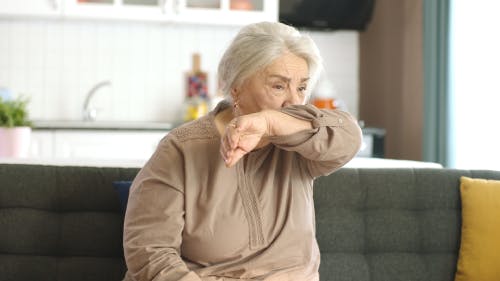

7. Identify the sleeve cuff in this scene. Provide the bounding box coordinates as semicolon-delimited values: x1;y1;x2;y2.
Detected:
279;104;347;128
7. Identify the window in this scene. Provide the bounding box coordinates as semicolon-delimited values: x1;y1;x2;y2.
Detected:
449;0;500;170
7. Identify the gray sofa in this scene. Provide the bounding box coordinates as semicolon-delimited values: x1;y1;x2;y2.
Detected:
1;163;499;281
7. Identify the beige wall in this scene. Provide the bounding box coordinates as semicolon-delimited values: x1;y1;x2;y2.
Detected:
359;0;423;160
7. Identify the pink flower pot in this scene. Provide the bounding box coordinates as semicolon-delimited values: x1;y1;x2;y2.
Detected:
0;127;31;158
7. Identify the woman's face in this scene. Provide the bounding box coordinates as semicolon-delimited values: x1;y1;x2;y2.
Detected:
232;52;309;115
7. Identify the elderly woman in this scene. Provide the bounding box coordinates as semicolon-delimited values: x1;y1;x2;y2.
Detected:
122;22;362;281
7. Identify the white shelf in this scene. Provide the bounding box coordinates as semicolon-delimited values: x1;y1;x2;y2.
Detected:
0;0;278;25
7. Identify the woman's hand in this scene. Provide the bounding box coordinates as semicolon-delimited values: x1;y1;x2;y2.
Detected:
220;109;313;167
220;112;270;167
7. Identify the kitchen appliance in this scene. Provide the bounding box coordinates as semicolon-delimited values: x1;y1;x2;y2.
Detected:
358;126;385;158
279;0;375;30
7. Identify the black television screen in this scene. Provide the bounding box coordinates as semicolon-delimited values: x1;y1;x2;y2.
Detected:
279;0;375;30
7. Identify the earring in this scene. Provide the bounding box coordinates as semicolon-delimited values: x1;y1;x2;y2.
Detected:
232;99;241;116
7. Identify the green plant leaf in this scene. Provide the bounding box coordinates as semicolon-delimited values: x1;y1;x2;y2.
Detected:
0;96;32;128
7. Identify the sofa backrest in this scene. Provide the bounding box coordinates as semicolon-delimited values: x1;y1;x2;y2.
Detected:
313;168;500;281
0;164;139;281
2;164;500;281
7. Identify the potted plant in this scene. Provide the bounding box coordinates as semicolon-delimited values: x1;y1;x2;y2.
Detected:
0;96;32;158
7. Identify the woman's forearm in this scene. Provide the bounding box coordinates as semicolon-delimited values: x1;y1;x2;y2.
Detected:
262;109;314;137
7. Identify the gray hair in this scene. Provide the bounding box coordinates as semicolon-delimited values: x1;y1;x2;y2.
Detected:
217;21;323;99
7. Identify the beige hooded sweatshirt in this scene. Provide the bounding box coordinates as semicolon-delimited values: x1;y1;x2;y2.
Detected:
123;102;362;281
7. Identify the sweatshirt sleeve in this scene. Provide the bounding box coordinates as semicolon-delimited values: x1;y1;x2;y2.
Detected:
123;135;202;281
267;104;362;178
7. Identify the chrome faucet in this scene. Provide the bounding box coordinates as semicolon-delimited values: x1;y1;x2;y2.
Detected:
83;80;111;121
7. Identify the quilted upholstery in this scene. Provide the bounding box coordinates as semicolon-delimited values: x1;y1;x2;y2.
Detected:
2;164;500;281
0;164;138;281
314;168;500;281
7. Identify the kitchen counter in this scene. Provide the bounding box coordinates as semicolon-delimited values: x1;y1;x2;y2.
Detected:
32;120;175;131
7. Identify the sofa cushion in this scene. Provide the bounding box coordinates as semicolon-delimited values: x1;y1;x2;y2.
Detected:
0;164;139;281
454;176;500;281
112;181;132;213
313;168;500;281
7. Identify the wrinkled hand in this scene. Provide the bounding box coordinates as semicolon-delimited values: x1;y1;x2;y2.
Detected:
220;112;270;167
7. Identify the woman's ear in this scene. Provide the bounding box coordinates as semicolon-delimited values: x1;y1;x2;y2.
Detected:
230;87;239;101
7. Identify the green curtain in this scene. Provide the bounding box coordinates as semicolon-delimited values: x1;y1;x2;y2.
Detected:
423;0;451;166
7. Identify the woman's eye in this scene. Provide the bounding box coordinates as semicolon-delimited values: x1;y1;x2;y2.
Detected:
273;84;285;90
298;86;307;95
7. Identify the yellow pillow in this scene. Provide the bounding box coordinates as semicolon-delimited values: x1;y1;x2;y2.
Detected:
455;176;500;281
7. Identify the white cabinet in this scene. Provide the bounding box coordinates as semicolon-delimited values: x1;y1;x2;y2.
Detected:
173;0;278;25
64;0;168;21
31;129;167;161
30;130;55;158
0;0;277;25
0;0;62;16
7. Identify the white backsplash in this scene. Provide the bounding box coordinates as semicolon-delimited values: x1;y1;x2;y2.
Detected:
0;18;358;123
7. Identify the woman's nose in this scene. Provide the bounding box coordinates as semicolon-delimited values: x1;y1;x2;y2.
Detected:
281;88;303;107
